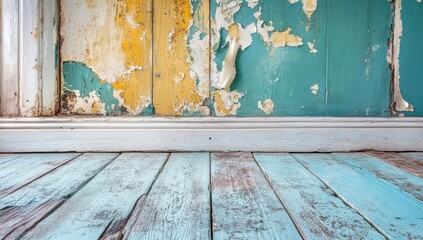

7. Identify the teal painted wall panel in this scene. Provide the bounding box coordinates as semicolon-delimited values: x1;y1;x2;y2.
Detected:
211;0;393;116
399;1;423;117
326;1;392;116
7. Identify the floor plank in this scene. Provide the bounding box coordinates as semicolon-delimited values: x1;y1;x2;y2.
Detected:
0;153;81;195
20;153;169;240
125;153;211;240
0;153;118;239
400;152;423;162
0;154;21;165
254;153;385;240
366;152;423;178
334;153;423;201
293;153;423;239
211;152;301;239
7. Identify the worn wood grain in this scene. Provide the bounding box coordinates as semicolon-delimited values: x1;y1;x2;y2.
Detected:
1;0;19;116
334;153;423;201
367;152;423;178
125;153;210;240
400;152;423;162
21;153;168;240
254;153;385;240
153;0;210;116
211;152;301;239
0;153;81;195
293;153;423;239
0;153;118;239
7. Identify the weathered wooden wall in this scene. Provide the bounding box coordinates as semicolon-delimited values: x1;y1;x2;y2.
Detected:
2;0;420;117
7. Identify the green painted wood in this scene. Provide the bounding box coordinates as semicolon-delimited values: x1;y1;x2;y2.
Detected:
333;153;423;201
211;152;301;239
211;0;327;116
21;153;169;240
254;153;385;239
0;153;118;239
0;153;81;195
400;152;423;162
293;153;423;239
326;1;392;116
125;153;211;240
399;1;423;116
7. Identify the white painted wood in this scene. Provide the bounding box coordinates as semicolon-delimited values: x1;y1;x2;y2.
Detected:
40;0;59;116
1;0;20;116
19;0;41;116
0;117;422;152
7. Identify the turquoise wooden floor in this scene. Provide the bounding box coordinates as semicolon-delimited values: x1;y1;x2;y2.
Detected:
0;152;422;240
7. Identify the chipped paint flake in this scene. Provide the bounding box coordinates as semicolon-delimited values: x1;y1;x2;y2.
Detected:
213;90;244;116
288;0;317;19
254;8;275;45
308;41;317;53
216;37;241;89
310;84;319;95
226;23;257;50
270;28;303;48
246;0;259;9
389;0;414;112
258;99;274;114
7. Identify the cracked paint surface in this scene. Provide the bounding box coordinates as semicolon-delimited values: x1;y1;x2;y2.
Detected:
60;0;152;115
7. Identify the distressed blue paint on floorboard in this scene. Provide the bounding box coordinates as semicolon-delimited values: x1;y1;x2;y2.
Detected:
333;153;423;201
0;152;421;240
0;153;118;239
401;152;423;162
20;153;169;240
0;153;81;195
211;152;302;239
293;153;423;239
126;153;211;240
254;153;385;240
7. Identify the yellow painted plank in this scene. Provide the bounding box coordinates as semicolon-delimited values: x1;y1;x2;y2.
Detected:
153;0;210;116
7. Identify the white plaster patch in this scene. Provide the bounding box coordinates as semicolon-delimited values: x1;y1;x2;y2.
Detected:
61;0;127;82
310;84;319;95
72;90;106;115
258;99;275;114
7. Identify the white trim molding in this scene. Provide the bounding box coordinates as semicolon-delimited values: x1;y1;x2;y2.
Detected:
0;117;422;152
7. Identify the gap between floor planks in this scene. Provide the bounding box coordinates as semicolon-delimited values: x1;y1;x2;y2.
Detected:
0;152;422;239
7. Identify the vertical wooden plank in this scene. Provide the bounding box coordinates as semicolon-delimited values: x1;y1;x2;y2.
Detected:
19;0;41;116
41;0;59;115
211;0;327;116
0;153;118;239
125;153;210;239
398;1;423;116
334;153;423;201
0;153;81;194
60;0;153;115
21;153;168;240
293;153;423;239
367;152;423;178
254;153;385;239
326;1;392;116
211;152;301;239
1;0;19;116
153;0;210;116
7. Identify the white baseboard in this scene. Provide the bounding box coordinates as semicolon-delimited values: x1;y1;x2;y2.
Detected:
0;117;422;152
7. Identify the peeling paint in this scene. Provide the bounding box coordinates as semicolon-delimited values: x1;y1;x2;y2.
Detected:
270;28;303;48
216;37;240;90
258;99;274;114
246;0;259;9
288;0;317;19
390;0;414;112
213;90;244;116
308;41;317;53
254;8;275;45
61;0;153;115
310;84;319;95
